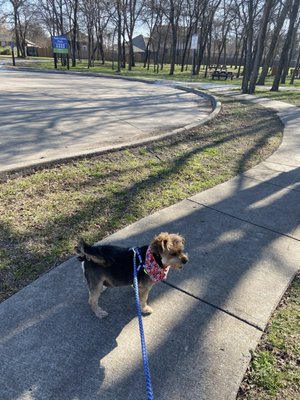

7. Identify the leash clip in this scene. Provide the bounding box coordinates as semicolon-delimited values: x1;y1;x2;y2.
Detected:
130;247;144;273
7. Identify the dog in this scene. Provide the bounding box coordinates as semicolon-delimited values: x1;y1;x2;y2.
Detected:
75;232;188;319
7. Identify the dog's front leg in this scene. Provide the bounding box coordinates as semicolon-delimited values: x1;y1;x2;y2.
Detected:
139;281;154;314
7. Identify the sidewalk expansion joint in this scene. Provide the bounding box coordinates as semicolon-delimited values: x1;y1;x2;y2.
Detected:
242;174;300;193
187;198;300;244
162;281;264;332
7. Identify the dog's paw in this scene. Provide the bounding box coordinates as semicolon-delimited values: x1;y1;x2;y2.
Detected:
95;309;109;319
141;305;153;315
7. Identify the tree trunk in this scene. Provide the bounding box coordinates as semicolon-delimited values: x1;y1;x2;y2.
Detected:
271;0;300;91
143;40;151;68
180;28;192;72
248;0;273;94
290;51;300;84
281;18;300;83
71;0;78;67
169;0;177;75
237;41;245;78
204;33;212;78
13;4;21;57
257;0;292;85
116;0;122;72
241;0;254;93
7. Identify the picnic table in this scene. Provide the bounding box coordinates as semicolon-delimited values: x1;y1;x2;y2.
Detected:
211;70;234;80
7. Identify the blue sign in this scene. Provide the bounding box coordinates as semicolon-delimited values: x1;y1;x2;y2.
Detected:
52;36;68;54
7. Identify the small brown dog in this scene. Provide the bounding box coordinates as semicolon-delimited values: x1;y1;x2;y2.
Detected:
76;232;188;318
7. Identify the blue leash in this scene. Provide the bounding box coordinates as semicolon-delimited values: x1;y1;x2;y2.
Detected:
131;247;155;400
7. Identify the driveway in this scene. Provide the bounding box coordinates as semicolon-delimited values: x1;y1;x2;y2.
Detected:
0;70;212;173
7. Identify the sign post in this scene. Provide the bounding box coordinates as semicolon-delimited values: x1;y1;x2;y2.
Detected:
10;42;15;66
191;34;199;75
51;36;69;69
191;34;199;50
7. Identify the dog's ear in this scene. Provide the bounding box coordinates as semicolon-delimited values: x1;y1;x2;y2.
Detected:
172;234;185;248
151;232;170;255
75;239;108;266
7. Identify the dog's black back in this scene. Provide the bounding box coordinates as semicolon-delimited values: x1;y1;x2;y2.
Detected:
79;243;149;288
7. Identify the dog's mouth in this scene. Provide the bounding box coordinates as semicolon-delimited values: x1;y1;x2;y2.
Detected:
162;254;188;270
170;263;184;270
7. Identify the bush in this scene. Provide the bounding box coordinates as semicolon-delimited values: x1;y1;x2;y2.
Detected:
0;48;10;55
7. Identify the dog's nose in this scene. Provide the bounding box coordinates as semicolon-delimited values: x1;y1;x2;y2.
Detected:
181;256;188;264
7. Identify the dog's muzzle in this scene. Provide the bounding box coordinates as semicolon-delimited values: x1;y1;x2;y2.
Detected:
181;255;189;264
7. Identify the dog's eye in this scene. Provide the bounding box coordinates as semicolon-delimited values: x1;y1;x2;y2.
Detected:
170;251;178;256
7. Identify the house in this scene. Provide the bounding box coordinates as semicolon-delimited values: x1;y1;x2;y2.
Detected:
25;39;41;56
132;34;149;53
65;30;89;54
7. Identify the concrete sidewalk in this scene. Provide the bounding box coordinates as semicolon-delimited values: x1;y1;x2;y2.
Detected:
1;93;300;400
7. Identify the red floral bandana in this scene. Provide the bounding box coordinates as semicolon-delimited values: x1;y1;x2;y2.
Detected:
144;246;170;283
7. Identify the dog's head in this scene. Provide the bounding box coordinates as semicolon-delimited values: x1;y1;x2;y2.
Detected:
150;232;188;269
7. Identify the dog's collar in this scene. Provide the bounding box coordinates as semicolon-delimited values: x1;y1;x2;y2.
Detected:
144;246;170;283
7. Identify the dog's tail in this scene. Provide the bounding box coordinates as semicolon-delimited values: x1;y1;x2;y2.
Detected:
75;239;108;266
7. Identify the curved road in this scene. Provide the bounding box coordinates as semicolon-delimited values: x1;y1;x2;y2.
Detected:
0;69;212;173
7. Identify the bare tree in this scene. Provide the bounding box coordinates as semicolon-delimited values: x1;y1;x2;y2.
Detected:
37;0;67;36
281;15;300;83
290;48;300;84
257;0;293;85
65;0;79;66
271;0;300;91
247;0;274;93
81;0;97;67
4;0;37;57
178;0;197;72
229;15;242;68
123;0;144;70
213;0;235;67
94;2;112;64
194;0;222;75
240;0;256;93
141;0;164;70
115;0;123;71
161;0;184;75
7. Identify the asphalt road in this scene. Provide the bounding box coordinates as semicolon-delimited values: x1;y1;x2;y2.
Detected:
0;69;212;173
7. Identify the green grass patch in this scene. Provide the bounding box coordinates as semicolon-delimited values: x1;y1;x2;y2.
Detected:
251;351;281;394
238;273;300;400
10;57;300;89
0;47;11;55
12;58;243;83
253;89;300;106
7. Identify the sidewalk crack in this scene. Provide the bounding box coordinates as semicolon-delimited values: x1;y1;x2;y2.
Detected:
186;198;300;243
163;281;264;332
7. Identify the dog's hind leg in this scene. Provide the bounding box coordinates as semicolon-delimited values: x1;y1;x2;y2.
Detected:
88;281;108;319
